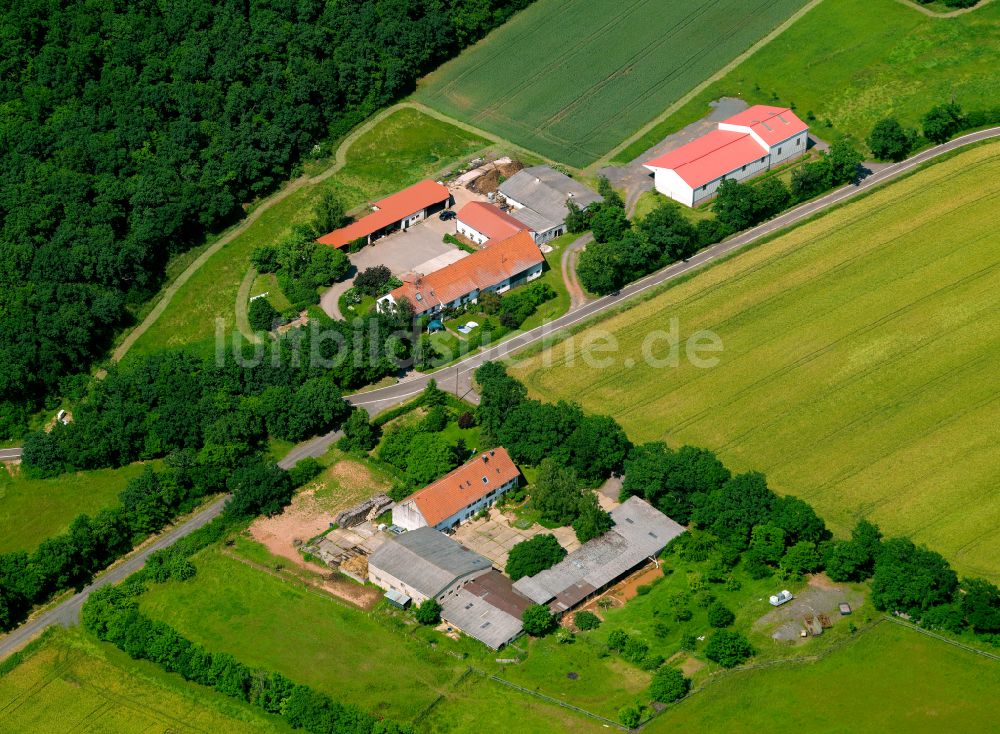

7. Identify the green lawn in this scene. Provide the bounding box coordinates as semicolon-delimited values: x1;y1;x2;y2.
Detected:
129;108;488;357
250;272;292;312
415;0;808;167
614;0;1000;163
645;622;1000;732
514;144;1000;581
0;629;293;733
137;543;624;732
0;462;153;553
139;546;474;722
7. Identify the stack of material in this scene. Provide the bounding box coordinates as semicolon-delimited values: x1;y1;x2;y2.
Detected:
340;554;369;584
468;160;524;194
335;493;393;529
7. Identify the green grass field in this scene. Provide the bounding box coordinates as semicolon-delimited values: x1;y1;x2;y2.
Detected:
129;108;487;357
139;546;468;721
414;0;808;167
514;144;1000;581
136;540;647;731
0;630;293;733
645;621;1000;732
615;0;1000;163
0;462;153;554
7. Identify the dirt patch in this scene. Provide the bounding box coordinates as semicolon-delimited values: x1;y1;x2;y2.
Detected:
249;458;390;573
615;564;663;602
673;653;706;678
754;574;865;643
468;160;524;194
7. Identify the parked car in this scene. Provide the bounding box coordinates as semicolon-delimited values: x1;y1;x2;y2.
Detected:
438;210;456;221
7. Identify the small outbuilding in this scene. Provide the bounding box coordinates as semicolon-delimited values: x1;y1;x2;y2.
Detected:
498;166;602;244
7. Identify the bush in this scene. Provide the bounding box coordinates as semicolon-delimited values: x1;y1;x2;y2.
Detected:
922;103;964;144
706;602;735;628
574;611;601;630
505;534;567;581
353;265;393;296
337;409;381;453
618;704;643;729
607;629;629;651
867;118;914;161
649;666;690;703
457;411;475;429
704;630;755;668
414;598;441;625
250;246;279;273
248;297;280;332
288;458;323;487
522;604;557;636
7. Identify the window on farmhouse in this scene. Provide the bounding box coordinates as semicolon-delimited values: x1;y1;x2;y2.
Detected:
777;147;782;155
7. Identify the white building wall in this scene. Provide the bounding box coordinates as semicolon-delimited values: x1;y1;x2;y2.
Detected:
652;169;695;207
401;208;427;229
392;500;428;531
532;225;564;245
456;220;489;245
368;567;431;605
690;155;770;205
767;133;808;166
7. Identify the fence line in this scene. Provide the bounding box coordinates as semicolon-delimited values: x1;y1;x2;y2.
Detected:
882;616;1000;662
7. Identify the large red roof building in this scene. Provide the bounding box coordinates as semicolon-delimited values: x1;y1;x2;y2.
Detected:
316;179;451;249
377;230;543;316
392;448;521;531
455;201;528;245
644;105;808;207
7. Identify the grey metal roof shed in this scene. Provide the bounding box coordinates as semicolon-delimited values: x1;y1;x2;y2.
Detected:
368;527;491;600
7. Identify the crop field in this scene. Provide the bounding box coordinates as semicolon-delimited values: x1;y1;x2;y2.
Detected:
514;144;1000;581
615;0;1000;163
0;462;153;554
129;108;487;357
0;630;292;733
645;621;1000;733
414;0;808;167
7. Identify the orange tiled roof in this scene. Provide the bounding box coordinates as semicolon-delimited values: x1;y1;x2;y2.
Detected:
406;448;520;527
457;202;527;242
389;230;542;314
316;179;450;248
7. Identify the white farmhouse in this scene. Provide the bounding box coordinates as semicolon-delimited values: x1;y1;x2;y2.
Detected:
644;106;809;207
392;448;520;532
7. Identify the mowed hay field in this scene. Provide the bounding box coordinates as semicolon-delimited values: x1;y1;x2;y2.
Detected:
616;0;1000;163
514;144;1000;580
0;630;293;733
645;622;1000;733
415;0;808;167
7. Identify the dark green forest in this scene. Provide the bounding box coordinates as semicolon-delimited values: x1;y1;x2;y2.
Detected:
0;0;531;438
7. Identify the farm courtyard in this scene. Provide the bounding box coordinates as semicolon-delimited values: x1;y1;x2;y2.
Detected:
414;0;809;166
513;143;1000;582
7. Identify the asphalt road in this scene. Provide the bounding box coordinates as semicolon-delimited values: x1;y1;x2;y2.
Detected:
1;127;996;662
0;497;226;660
0;447;22;461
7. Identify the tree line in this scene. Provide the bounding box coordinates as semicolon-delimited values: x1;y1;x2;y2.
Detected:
0;0;534;439
83;583;413;734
